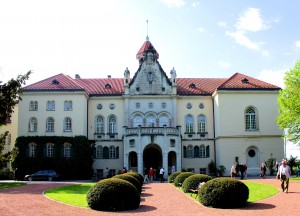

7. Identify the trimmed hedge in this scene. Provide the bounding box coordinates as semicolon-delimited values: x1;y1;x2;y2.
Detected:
126;172;144;186
182;174;212;193
87;178;140;211
168;172;182;183
174;172;195;187
113;174;142;192
198;177;249;208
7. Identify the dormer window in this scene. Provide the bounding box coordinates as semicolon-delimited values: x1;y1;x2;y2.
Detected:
242;78;249;84
105;84;111;89
136;87;140;91
52;79;59;85
189;83;196;88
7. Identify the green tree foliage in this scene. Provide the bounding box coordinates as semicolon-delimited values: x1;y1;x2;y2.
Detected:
12;136;93;180
277;60;300;143
287;155;298;175
0;131;11;170
0;71;31;126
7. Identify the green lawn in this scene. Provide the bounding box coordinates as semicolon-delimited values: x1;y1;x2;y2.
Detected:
290;177;300;182
187;182;278;203
0;182;26;189
44;183;94;207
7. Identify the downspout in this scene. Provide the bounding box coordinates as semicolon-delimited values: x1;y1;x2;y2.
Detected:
212;95;216;165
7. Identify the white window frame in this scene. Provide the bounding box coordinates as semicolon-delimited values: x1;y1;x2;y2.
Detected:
64;143;71;158
185;115;194;133
46;117;55;132
108;116;117;133
47;143;54;157
187;145;194;158
29;117;37;132
64;117;72;132
64;100;73;111
29;101;38;111
109;146;116;159
245;107;257;130
47;100;55;111
96;145;103;159
29;143;37;157
95;116;104;133
198;115;206;133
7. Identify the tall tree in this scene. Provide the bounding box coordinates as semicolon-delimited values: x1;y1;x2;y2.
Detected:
0;71;31;170
277;59;300;143
0;71;31;126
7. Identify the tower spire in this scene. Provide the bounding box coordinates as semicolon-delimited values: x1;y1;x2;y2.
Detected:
146;20;149;41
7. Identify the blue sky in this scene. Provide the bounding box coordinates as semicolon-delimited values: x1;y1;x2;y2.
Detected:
1;0;300;157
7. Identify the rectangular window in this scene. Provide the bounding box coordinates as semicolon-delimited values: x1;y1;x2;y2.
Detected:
29;101;38;111
64;101;73;111
199;168;207;174
187;168;195;173
130;139;135;148
47;101;55;111
170;139;175;147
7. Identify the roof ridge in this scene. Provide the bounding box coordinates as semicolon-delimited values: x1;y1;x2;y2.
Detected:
216;72;239;90
65;74;85;90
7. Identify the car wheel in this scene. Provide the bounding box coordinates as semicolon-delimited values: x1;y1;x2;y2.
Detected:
48;176;53;181
28;177;32;181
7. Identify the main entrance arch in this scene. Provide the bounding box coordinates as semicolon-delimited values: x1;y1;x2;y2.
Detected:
143;144;162;179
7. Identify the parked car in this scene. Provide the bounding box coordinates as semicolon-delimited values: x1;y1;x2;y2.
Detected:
24;170;59;181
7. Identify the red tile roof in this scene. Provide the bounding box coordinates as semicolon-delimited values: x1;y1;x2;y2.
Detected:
23;72;280;96
136;41;159;60
217;73;280;90
22;73;84;91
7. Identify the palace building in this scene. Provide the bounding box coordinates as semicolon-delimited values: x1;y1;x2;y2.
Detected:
3;38;284;178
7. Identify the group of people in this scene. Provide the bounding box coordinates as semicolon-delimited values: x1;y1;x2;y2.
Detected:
144;166;170;183
230;163;247;179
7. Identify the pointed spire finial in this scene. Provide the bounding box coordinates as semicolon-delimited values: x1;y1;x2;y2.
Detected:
146;20;149;41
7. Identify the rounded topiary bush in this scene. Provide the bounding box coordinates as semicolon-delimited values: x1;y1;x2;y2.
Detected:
113;174;142;192
198;177;249;208
174;172;195;187
182;174;212;193
126;172;144;186
87;178;140;211
168;172;182;183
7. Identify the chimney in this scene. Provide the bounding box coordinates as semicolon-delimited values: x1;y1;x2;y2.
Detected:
75;74;81;78
108;75;111;79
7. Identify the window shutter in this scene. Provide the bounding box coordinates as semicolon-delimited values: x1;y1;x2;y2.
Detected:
92;147;96;159
183;146;187;158
206;145;210;158
103;147;109;159
194;146;199;158
116;146;119;159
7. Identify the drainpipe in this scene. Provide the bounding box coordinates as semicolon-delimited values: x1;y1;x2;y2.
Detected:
212;96;217;165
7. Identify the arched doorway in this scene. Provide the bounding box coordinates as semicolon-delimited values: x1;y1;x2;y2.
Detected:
168;151;176;174
143;144;162;179
128;151;138;172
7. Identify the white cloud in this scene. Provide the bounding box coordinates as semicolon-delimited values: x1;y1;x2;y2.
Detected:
226;30;259;50
161;0;185;7
218;61;231;68
261;50;270;57
295;40;300;48
236;8;269;32
192;1;200;7
197;27;205;32
257;68;287;88
218;21;227;28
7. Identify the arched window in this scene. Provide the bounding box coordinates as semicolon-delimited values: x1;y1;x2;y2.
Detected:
133;115;143;127
95;116;104;133
47;143;54;157
187;145;194;158
28;117;37;132
29;143;36;157
109;146;116;159
199;145;205;158
146;114;156;127
198;115;206;134
64;143;71;158
64;117;72;132
185;115;194;133
108;116;117;133
159;114;169;127
96;145;103;159
46;117;55;132
245;107;257;130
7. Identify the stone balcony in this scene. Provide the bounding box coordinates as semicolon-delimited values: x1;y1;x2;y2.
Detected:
124;126;181;137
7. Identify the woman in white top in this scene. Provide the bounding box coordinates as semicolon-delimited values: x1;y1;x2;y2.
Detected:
276;159;291;193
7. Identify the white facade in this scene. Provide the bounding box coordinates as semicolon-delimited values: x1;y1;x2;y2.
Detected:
2;39;284;178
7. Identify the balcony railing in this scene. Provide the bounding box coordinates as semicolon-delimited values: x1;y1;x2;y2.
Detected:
124;127;181;137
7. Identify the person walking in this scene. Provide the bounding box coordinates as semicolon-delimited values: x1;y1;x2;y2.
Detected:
260;163;267;178
230;165;236;178
148;167;154;183
144;168;150;183
159;167;164;183
276;159;291;193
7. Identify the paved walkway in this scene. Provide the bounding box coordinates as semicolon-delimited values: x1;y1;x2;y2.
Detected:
0;178;299;216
